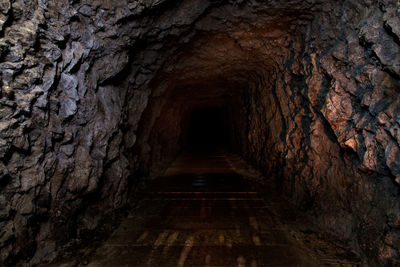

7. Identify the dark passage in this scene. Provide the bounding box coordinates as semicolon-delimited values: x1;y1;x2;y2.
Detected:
186;108;229;151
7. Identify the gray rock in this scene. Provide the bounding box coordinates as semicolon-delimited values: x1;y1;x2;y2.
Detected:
59;73;79;120
385;16;400;41
78;5;96;17
96;51;130;85
0;0;10;32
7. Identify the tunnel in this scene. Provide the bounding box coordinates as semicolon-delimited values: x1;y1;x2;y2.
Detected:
0;0;400;266
186;107;229;151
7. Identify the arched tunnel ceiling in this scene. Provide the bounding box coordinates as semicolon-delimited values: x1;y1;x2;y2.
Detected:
148;0;315;97
151;32;289;96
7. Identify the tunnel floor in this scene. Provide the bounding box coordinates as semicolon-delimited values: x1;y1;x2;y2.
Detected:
49;150;360;267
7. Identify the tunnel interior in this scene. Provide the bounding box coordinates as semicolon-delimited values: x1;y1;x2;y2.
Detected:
185;107;230;151
1;0;400;266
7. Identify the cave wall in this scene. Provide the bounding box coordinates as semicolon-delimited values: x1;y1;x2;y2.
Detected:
0;0;209;263
243;1;400;264
0;0;399;265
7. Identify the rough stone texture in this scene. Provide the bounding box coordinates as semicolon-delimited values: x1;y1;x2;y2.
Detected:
0;0;399;266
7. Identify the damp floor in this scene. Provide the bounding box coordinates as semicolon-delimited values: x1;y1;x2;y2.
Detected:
49;150;361;267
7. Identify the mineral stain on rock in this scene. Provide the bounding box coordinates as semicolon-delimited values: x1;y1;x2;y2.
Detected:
0;0;399;266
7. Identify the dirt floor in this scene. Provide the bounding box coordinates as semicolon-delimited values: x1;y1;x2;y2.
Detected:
45;150;362;267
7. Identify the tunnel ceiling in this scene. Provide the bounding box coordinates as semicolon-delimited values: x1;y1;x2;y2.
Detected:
0;0;400;265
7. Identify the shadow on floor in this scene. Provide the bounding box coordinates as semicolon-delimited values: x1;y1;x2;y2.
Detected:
44;151;361;267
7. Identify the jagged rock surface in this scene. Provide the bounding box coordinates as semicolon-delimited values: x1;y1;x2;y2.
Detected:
0;0;399;266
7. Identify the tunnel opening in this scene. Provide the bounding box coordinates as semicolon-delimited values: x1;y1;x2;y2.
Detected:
185;107;229;152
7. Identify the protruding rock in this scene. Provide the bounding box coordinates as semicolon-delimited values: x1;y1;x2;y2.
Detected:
0;0;11;32
59;73;79;120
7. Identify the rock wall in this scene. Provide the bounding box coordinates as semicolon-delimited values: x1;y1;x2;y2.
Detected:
243;1;400;265
0;0;399;265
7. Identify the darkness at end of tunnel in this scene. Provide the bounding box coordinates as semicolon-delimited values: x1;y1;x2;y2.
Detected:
185;107;230;152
